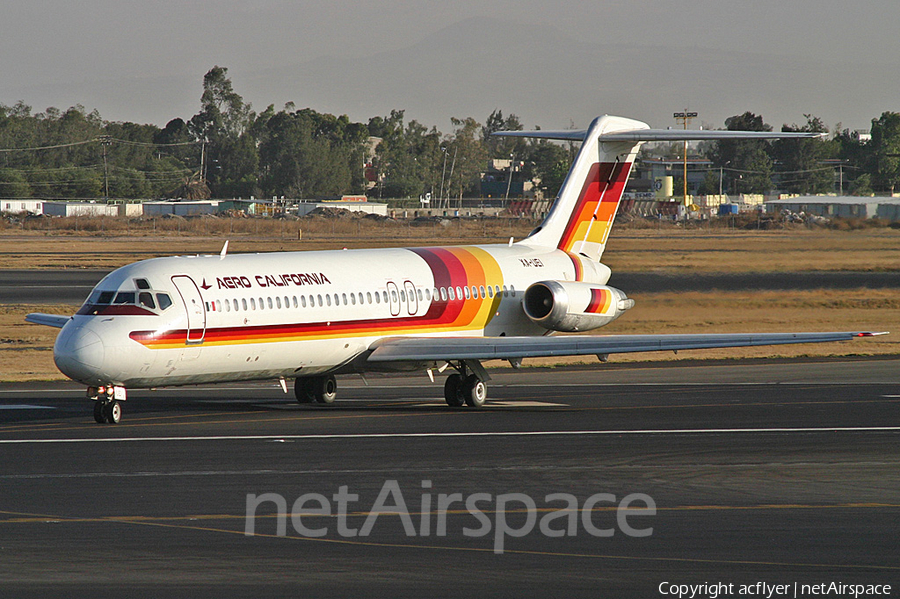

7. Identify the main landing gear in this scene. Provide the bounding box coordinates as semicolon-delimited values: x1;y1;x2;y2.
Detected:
294;375;338;405
89;386;125;424
443;360;489;408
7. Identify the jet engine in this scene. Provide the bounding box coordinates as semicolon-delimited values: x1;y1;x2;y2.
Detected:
522;280;635;332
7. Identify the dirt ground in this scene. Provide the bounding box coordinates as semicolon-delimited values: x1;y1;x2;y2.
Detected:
1;225;898;381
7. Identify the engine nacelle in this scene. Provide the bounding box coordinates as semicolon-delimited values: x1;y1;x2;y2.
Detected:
522;280;635;332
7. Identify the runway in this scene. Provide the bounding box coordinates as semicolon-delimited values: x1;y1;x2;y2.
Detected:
1;359;898;597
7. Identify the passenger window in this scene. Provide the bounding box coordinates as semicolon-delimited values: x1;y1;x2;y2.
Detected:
503;285;508;297
301;296;307;308
510;285;516;297
463;286;470;300
138;292;156;309
342;293;348;305
225;300;231;312
417;289;424;301
267;297;274;309
326;295;332;307
157;293;172;311
391;290;398;302
487;286;494;298
114;292;135;304
350;293;356;305
292;296;298;308
383;291;388;303
317;294;323;307
440;288;447;301
448;287;455;301
456;287;463;300
367;292;373;304
242;298;248;311
400;290;406;302
250;298;257;310
276;297;282;309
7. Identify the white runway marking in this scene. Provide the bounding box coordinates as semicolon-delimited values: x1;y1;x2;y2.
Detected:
0;404;55;410
2;426;899;445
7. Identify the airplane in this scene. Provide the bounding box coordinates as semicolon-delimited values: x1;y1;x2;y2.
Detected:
26;114;885;424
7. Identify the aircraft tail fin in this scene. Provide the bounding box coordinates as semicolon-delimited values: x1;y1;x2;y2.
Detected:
495;116;825;262
497;115;646;262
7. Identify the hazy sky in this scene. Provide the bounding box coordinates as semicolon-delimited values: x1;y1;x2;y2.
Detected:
3;0;898;132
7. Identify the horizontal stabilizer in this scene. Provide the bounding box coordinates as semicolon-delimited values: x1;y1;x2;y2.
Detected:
494;128;825;143
368;332;886;363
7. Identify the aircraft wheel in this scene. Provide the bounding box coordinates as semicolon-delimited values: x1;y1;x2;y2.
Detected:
463;375;487;408
93;401;105;424
314;375;337;404
294;378;314;404
444;374;464;407
103;400;122;424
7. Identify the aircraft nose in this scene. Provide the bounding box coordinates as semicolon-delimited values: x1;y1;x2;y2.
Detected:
54;323;106;383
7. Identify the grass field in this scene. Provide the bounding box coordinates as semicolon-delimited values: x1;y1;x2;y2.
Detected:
1;221;897;381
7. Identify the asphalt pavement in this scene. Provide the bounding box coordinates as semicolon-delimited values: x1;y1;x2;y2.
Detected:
1;360;898;597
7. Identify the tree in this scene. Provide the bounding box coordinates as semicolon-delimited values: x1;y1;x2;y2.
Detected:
869;111;900;193
188;66;259;197
706;112;775;194
446;117;487;200
771;115;833;195
523;141;570;199
258;108;367;198
482;110;526;158
368;110;442;198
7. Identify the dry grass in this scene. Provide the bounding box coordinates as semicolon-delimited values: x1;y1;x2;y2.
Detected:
2;217;898;271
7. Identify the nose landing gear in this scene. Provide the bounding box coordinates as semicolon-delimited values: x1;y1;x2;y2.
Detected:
89;386;126;424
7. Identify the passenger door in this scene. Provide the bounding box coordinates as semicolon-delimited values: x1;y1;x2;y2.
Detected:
171;275;206;344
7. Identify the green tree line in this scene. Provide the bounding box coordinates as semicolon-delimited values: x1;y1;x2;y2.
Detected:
696;111;900;196
1;67;898;201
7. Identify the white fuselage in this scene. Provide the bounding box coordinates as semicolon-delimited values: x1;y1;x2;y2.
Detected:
53;242;611;388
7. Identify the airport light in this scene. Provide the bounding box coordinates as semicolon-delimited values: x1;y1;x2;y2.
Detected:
674;111;698;206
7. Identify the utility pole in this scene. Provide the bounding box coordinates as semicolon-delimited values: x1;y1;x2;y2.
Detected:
99;135;112;201
674;110;697;206
504;153;515;203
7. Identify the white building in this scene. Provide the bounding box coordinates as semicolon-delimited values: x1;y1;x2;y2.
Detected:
765;196;900;220
2;199;45;214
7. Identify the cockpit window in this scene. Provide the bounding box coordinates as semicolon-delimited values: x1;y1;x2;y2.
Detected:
138;292;156;310
97;291;115;304
135;278;151;290
114;292;136;304
156;293;173;311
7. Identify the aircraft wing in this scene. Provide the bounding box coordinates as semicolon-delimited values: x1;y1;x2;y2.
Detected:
367;332;885;363
25;313;71;329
